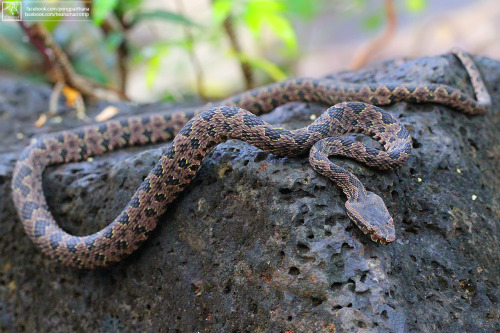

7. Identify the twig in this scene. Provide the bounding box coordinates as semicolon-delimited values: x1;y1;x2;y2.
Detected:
223;15;254;89
48;81;64;116
117;41;128;93
18;21;56;76
175;0;206;99
350;0;397;69
211;0;253;90
100;16;129;94
20;22;127;102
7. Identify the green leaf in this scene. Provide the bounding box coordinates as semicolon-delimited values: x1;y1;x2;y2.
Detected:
133;10;200;27
146;54;160;89
241;0;297;51
406;0;427;12
249;0;286;13
243;10;263;34
144;45;169;88
247;56;288;82
236;52;288;82
92;0;119;26
363;11;383;31
105;32;124;52
284;0;319;19
159;92;178;102
0;25;33;71
116;0;143;15
212;0;233;24
265;14;297;50
352;0;367;5
73;58;109;85
40;20;61;33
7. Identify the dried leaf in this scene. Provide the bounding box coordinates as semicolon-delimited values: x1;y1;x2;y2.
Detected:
95;106;120;122
34;114;47;128
62;85;81;107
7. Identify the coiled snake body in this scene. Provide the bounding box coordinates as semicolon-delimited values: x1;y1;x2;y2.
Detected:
12;49;490;269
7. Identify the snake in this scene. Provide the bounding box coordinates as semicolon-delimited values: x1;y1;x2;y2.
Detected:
11;49;490;269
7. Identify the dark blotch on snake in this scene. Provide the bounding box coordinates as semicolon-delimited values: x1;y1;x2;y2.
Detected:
329;107;344;121
200;109;216;121
151;164;164;178
265;127;290;141
129;196;140;208
154;193;167;202
177;157;190;169
102;228;114;239
164;147;176;159
294;133;311;146
144;208;156;217
381;113;396;125
34;220;50;238
388;151;401;159
397;128;409;139
49;233;62;250
221;106;239;118
190;138;200;149
164;175;180;186
139;179;152;192
243;114;265;128
309;123;330;136
116;241;128;250
85;236;97;250
66;239;78;253
117;213;130;225
21;201;39;220
178;120;194;136
365;148;380;157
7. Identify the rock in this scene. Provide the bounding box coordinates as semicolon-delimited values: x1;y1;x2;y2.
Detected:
0;52;499;332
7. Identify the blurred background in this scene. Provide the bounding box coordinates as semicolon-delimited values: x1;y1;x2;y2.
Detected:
0;0;498;104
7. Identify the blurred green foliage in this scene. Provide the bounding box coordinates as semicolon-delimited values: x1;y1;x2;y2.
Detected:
405;0;427;12
98;0;324;95
213;0;320;52
0;0;428;100
358;0;427;31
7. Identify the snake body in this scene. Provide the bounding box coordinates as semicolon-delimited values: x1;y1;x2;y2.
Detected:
12;49;490;269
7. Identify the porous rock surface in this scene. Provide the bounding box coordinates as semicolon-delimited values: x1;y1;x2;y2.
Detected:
0;53;498;332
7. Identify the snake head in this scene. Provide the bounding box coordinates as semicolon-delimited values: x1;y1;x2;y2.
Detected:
344;191;396;244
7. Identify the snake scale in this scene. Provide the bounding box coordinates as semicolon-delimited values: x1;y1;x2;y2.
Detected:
12;49;491;269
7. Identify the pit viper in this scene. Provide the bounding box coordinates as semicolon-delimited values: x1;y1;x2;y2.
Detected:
11;49;490;269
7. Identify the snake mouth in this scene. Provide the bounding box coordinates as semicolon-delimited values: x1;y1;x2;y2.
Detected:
370;227;396;244
346;209;396;245
344;191;396;245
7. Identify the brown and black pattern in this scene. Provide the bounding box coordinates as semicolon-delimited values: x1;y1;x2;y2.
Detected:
11;49;490;269
218;49;490;116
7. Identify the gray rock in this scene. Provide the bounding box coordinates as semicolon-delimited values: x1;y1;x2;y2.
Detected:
0;53;498;332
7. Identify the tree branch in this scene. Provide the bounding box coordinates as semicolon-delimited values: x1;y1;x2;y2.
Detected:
350;0;397;69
